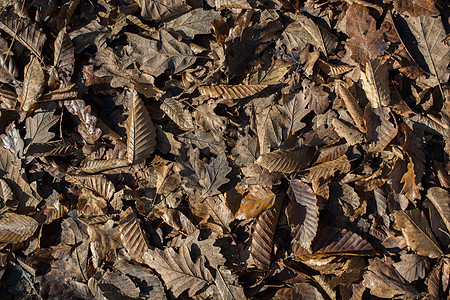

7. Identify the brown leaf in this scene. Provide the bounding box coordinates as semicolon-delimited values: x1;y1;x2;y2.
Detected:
161;98;194;130
143;245;214;298
279;13;337;55
256;103;284;154
234;185;276;220
126;89;156;164
362;258;420;298
393;209;443;258
0;213;38;244
336;82;365;133
426;187;450;233
365;106;398;152
190;194;234;235
66;174;115;201
126;30;196;77
53;27;75;84
305;155;351;182
394;0;439;17
339;4;388;65
136;0;190;22
256;147;314;173
287;180;319;251
332;118;365;146
278;90;310;138
162;9;222;39
250;196;282;271
361;58;391;108
198;84;267;100
119;207;151;264
274;283;325;300
24;108;59;151
393;253;429;283
0;14;46;59
18;56;45;112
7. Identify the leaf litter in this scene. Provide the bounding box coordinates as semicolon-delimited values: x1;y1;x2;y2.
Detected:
0;0;449;299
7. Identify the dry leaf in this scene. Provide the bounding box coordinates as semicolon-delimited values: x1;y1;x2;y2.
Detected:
393;209;443;258
0;213;38;244
18;56;45;112
256;147;314;173
126;90;156;164
119;207;151;264
198;84;267;100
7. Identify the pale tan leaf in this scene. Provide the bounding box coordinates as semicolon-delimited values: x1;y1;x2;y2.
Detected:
317;60;354;76
278;91;309;137
126;31;196;77
24;108;59;149
248;59;290;85
119;207;151;264
361;58;391;108
100;271;140;299
362;258;420;298
198;84;267;100
34;191;68;225
79;158;129;174
162;8;222;39
39;84;78;102
256;104;284;154
135;0;190;22
143;245;214;298
77;188;107;217
393;253;429;283
66;174;115;201
0;85;17;109
393;209;443;258
214;0;251;9
332;118;365;146
400;14;450;99
0;14;46;59
0;213;38;243
425;260;442;300
161;98;194;130
365;106;398;152
213;266;246;300
400;161;421;201
279;14;337;55
126;90;156;164
199;154;231;198
0;178;14;206
427;187;450;233
0;148;38;209
18;56;45;112
256;147;314;173
250;197;282;271
287;180;319;251
305;155;351;182
336;82;365;133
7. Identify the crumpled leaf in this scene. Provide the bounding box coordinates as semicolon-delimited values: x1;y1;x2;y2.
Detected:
287;180;319;251
365;106;398;152
143;245;214;298
126;89;156;164
394;0;439;17
362;258;420;299
52;27;75;84
393;209;443;258
126;30;196;77
190;194;234;235
0;212;38;244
